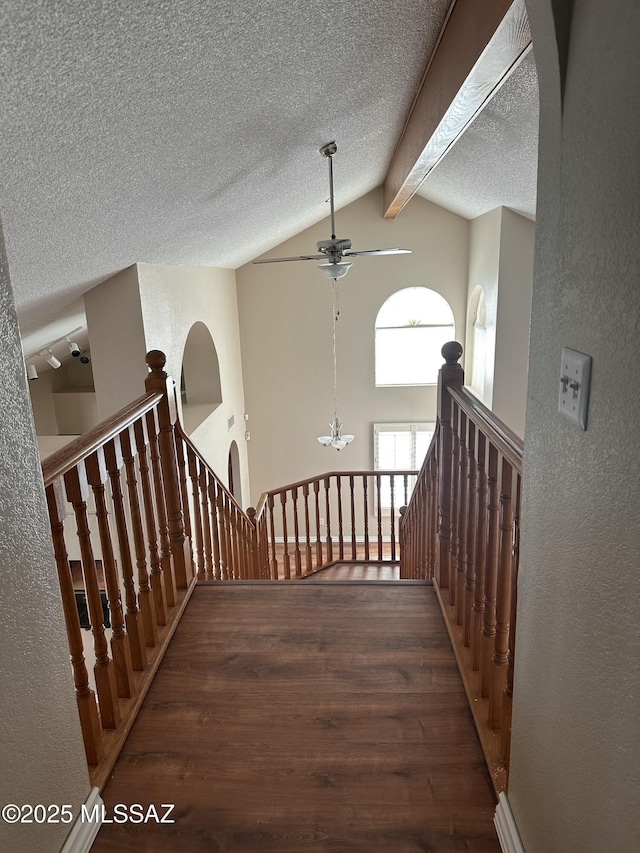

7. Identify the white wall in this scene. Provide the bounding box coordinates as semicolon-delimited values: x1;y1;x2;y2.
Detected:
493;208;534;437
237;188;469;505
466;208;501;406
465;206;534;438
136;263;251;507
83;263;251;506
510;2;640;851
0;224;89;853
84;264;148;419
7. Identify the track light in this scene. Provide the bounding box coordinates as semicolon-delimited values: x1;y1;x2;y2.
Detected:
67;338;81;357
44;349;62;369
27;364;38;381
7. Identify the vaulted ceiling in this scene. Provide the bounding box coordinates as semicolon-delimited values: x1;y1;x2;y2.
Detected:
1;0;538;355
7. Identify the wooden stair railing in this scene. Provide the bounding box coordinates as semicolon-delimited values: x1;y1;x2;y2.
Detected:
174;426;259;581
399;342;523;795
42;350;196;789
253;471;418;579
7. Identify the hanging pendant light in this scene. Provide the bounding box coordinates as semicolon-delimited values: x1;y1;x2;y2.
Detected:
317;279;354;451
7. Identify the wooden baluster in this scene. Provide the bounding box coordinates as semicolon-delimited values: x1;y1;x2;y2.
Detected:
363;475;370;561
85;450;134;699
336;476;344;560
146;408;177;607
489;457;514;729
376;474;383;561
481;444;500;698
222;491;234;580
216;478;233;580
145;351;193;589
187;449;205;581
390;474;396;562
449;402;460;608
197;471;213;580
456;410;468;625
422;473;429;579
292;487;302;577
280;491;291;579
121;427;158;647
399;505;408;578
46;481;103;764
303;483;313;574
64;464;121;729
312;480;322;569
175;434;192;541
324;477;333;564
210;478;224;580
349;475;357;560
133;418;167;626
262;513;271;579
428;454;438;580
104;438;147;671
472;432;488;671
247;507;258;580
231;500;241;579
501;471;520;769
464;421;477;646
268;494;278;579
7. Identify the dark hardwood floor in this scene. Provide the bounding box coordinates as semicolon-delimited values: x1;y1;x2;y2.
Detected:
93;583;499;852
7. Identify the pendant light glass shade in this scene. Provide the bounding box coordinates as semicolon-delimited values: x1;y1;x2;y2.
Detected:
317;417;355;451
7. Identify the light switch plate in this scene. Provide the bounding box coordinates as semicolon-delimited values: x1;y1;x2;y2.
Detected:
558;347;591;429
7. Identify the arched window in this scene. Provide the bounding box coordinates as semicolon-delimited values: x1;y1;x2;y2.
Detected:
180;322;222;434
375;287;455;386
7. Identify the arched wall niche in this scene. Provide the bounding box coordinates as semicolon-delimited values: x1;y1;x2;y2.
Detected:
180;321;222;435
228;439;242;504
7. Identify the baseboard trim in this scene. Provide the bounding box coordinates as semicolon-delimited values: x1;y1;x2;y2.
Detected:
60;787;103;853
494;792;525;853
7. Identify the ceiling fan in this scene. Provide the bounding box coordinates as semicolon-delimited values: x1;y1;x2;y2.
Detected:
252;141;411;280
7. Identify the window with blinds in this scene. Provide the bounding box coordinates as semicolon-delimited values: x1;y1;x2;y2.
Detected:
373;422;435;508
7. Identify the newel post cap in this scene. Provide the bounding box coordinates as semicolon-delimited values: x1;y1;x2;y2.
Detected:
441;341;463;365
146;350;167;373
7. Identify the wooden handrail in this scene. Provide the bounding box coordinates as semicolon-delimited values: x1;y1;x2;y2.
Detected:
177;424;252;521
254;469;419;515
447;386;523;470
42;391;163;486
398;342;522;795
41;353;196;790
254;470;419;579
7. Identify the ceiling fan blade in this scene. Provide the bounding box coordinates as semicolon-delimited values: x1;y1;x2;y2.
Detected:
343;248;412;257
252;254;325;264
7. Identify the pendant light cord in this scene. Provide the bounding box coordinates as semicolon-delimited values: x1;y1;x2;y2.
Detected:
332;278;338;421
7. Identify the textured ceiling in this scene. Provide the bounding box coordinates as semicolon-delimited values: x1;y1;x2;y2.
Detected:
417;50;539;219
3;1;539;360
1;0;454;339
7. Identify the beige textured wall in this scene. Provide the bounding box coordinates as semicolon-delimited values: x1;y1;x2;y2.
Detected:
0;224;89;853
510;1;640;850
465;208;501;406
465;207;534;437
84;264;148;419
237;188;469;504
137;263;250;507
492;208;534;438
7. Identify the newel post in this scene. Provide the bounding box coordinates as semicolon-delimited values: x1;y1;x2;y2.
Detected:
437;342;464;589
145;350;193;589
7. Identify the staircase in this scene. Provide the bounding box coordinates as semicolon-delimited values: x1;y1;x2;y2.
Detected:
41;343;520;810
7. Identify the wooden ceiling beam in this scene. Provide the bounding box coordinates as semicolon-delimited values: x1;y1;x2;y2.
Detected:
383;0;531;218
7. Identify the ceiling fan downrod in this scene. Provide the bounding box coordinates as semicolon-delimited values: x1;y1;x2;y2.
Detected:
320;141;338;240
